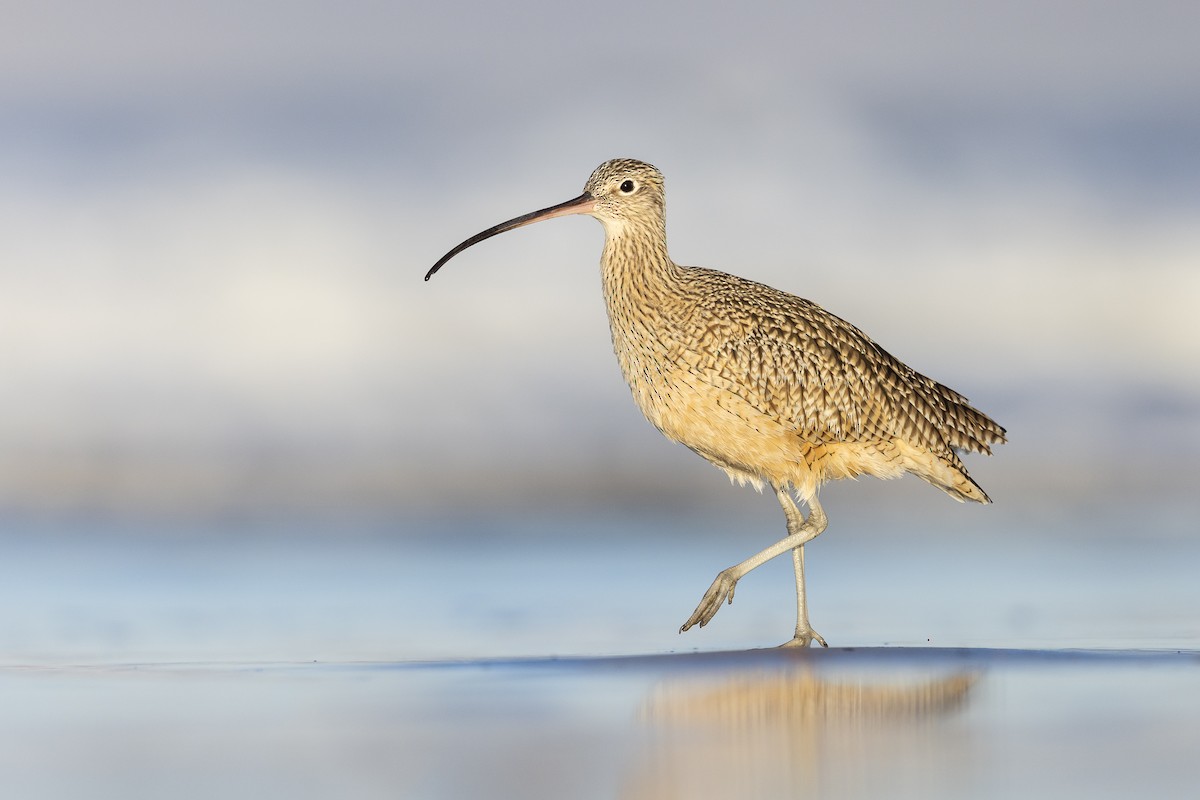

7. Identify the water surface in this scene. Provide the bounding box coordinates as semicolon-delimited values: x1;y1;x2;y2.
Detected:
2;512;1197;798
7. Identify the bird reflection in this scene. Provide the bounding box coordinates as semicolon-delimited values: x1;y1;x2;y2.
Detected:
623;667;977;799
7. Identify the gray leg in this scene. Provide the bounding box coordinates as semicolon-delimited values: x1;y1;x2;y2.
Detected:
679;487;829;646
780;492;828;647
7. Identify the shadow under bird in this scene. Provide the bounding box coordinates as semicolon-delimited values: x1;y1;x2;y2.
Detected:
425;158;1006;647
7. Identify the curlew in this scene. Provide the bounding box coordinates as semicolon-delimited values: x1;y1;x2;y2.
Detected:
425;158;1005;647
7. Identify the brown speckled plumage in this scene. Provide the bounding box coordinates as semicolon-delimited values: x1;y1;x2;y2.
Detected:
426;157;1006;647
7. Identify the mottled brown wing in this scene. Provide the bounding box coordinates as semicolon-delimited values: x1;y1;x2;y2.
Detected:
679;268;1003;456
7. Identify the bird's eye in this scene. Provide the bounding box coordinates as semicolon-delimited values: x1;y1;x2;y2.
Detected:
619;179;636;194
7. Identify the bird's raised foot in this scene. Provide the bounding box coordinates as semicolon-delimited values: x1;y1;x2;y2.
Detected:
679;568;739;633
779;628;828;648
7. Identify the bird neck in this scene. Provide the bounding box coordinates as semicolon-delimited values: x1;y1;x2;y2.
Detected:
599;216;681;307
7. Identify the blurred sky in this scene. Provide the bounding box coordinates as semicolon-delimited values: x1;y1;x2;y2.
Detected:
2;0;1198;518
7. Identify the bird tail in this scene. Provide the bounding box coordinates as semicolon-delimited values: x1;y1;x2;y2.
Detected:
922;460;993;504
934;391;1005;503
893;439;995;504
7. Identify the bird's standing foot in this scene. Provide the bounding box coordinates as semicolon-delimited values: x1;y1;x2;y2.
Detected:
679;568;739;632
779;627;828;648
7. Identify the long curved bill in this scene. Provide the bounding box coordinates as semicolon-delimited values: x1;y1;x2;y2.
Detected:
424;192;596;281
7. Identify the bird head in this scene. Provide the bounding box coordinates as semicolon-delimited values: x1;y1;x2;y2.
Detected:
424;158;664;281
581;158;666;235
